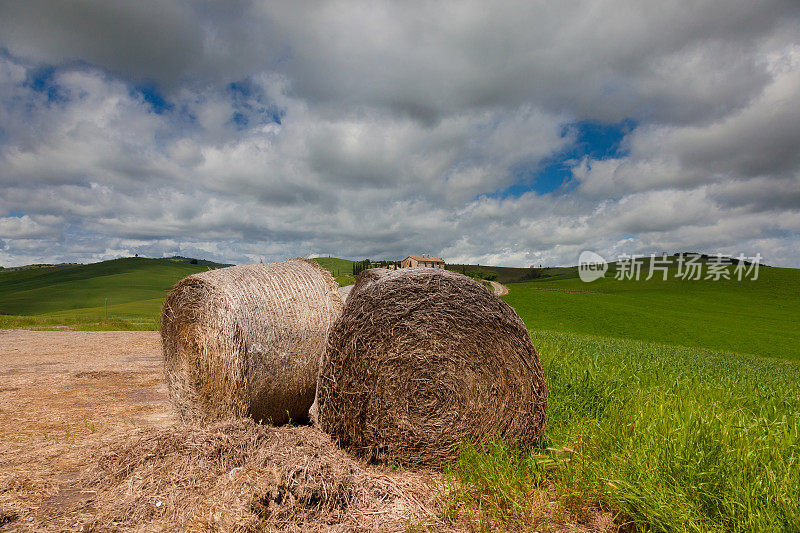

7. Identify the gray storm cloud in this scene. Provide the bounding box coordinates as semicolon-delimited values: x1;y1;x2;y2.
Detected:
0;0;798;267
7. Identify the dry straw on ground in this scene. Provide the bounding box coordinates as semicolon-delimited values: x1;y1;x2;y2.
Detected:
314;267;547;467
161;259;344;425
80;420;445;532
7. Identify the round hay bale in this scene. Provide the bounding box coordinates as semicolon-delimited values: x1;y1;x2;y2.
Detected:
161;258;344;425
314;267;547;467
349;267;390;295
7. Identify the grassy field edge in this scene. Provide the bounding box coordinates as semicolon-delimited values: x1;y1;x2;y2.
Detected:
444;330;800;531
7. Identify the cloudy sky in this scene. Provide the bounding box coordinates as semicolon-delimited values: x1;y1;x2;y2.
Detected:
1;1;798;268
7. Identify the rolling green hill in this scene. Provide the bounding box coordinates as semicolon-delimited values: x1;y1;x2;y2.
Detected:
312;256;356;287
452;263;588;283
446;254;765;284
164;256;232;268
0;256;356;329
504;263;800;361
312;256;355;276
0;257;210;329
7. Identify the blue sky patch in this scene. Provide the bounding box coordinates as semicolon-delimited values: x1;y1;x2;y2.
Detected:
134;84;173;114
228;78;284;129
232;111;249;130
494;119;636;197
570;119;634;159
229;79;257;101
25;66;69;104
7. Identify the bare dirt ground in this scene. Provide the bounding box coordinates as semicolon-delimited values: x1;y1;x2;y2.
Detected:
0;330;614;532
0;330;176;531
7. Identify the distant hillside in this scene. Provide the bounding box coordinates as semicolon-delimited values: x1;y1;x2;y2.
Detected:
166;256;233;268
0;255;231;272
0;257;210;323
0;255;353;328
448;253;767;284
506;262;799;361
1;253;785;337
446;263;578;283
0;262;82;273
313;256;355;276
311;257;573;284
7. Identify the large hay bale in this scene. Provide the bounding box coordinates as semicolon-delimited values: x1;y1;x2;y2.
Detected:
314;267;547;467
161;259;344;425
349;267;390;295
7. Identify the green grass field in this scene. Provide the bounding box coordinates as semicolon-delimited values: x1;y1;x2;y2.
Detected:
0;255;356;328
312;256;356;286
312;256;354;277
446;331;800;531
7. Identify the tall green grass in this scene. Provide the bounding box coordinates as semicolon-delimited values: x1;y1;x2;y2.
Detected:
0;314;158;330
446;331;800;531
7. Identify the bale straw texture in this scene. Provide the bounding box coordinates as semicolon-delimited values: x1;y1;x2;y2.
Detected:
161;259;343;425
314;267;547;467
350;267;390;295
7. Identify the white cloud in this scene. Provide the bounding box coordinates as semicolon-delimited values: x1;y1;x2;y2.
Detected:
0;1;799;268
0;215;59;239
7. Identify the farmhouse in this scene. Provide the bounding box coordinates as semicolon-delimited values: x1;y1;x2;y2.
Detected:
400;255;445;269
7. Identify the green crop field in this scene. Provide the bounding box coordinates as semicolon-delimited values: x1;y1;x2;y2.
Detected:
0;255;357;329
312;256;354;277
446;331;800;531
312;256;357;286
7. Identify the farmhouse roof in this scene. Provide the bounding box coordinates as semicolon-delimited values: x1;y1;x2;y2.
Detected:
407;255;444;262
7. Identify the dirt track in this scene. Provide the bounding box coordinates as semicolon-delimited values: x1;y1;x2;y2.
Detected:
489;280;509;296
0;331;449;532
0;331;439;531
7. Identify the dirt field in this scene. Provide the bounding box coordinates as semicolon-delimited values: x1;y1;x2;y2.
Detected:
0;330;173;531
0;330;174;439
0;330;612;532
